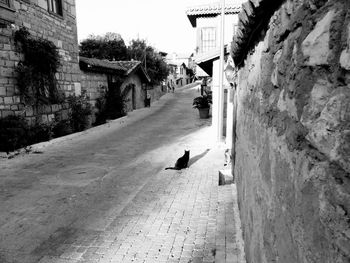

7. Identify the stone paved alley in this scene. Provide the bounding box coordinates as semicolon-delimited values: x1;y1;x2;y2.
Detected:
0;85;245;263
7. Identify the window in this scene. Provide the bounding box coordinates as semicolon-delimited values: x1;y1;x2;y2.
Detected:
0;0;10;7
0;0;15;24
48;0;62;16
201;27;216;53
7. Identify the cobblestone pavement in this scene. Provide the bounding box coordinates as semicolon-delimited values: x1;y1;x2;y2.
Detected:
0;85;245;263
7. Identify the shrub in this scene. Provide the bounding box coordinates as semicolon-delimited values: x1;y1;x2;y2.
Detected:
94;82;127;126
68;95;93;132
193;95;212;109
14;27;62;105
0;115;30;153
52;118;72;138
28;121;54;144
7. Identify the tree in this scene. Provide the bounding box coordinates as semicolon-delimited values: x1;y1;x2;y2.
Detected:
127;39;169;85
79;33;127;60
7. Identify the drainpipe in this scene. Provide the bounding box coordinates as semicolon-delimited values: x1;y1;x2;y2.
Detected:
217;0;225;142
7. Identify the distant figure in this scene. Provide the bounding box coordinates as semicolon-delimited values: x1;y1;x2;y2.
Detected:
172;84;175;93
167;82;171;93
145;93;151;107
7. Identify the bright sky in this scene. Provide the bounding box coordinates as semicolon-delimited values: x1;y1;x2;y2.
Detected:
75;0;214;55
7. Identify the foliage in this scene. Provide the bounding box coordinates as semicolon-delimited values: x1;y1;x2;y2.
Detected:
193;95;212;109
79;33;128;60
0;115;54;153
0;115;30;153
52;119;72;138
94;79;129;125
127;39;169;85
14;27;62;105
67;95;93;132
28;121;54;145
79;33;169;85
0;95;94;153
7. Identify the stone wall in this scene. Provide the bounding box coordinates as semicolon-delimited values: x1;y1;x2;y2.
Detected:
120;72;146;111
148;85;166;103
0;0;80;122
232;0;350;262
80;72;108;107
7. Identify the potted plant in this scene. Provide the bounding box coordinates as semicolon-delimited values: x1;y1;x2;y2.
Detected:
193;94;212;119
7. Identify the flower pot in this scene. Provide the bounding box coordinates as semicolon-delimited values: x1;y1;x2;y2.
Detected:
198;108;210;119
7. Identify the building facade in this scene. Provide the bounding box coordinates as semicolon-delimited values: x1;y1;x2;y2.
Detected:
0;0;80;122
79;57;151;114
186;1;241;143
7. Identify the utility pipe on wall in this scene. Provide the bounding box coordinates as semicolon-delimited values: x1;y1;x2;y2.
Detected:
217;0;225;142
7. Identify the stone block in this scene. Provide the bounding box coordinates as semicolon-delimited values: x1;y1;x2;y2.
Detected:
74;82;81;96
2;111;14;118
4;97;13;104
218;169;234;185
40;115;47;123
1;68;13;77
277;90;298;119
10;105;18;111
302;10;336;66
48;114;55;122
60;109;69;120
51;104;60;112
0;51;9;59
301;79;332;127
0;87;6;96
305;87;350;172
13;96;20;103
271;49;282;88
3;44;11;51
340;23;350;70
25;106;34;117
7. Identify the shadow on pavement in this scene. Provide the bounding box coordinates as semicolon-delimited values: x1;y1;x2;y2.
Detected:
189;148;211;167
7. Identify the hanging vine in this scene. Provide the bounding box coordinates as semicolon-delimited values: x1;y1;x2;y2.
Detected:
14;27;62;105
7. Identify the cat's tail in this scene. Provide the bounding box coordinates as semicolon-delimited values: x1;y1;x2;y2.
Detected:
165;167;178;170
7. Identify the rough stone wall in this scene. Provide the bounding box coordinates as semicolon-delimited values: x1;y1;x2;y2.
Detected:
80;72;108;107
0;0;80;122
148;85;166;104
233;0;350;262
120;73;145;112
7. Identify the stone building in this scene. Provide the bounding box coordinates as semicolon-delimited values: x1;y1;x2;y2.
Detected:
230;0;350;262
0;0;80;123
79;57;151;113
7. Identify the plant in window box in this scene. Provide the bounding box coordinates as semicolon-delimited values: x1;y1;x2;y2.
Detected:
192;95;212;119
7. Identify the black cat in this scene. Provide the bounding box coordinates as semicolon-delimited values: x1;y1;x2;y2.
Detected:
165;150;190;170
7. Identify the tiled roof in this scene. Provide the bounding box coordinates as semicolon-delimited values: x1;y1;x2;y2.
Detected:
110;61;142;74
80;57;150;82
186;2;241;27
79;57;141;74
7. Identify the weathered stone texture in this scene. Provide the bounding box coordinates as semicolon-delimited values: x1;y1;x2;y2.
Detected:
80;72;108;106
0;0;80;123
233;0;350;262
302;10;336;66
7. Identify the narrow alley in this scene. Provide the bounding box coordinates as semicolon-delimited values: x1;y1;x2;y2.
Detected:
0;85;245;263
